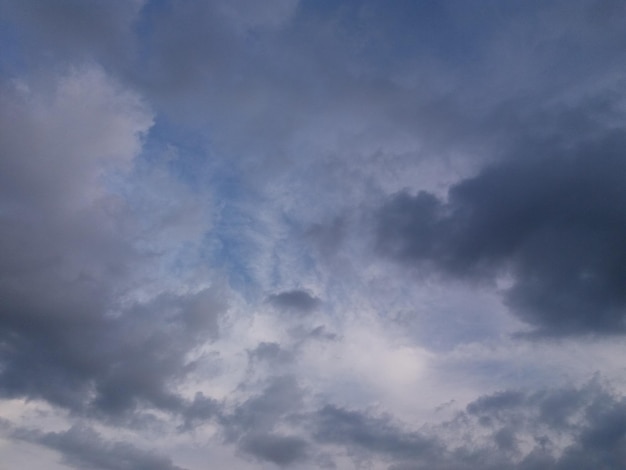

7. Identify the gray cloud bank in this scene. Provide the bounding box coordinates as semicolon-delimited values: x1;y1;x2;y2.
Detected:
14;425;187;470
223;379;626;469
314;380;626;470
6;378;626;470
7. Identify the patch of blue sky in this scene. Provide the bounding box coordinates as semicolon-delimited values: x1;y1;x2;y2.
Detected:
138;116;210;184
118;108;275;302
0;15;27;76
209;204;268;301
98;116;194;204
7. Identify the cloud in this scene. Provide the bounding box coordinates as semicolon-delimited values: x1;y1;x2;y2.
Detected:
223;376;304;437
312;405;441;463
0;66;225;420
376;130;626;336
247;342;294;366
0;66;151;209
14;424;187;470
458;381;626;470
214;0;299;31
179;392;221;431
299;381;626;470
2;1;626;469
216;375;312;465
239;432;308;467
267;290;321;314
0;288;224;415
0;0;144;71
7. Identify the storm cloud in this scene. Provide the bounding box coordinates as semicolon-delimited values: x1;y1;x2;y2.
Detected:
377;131;626;336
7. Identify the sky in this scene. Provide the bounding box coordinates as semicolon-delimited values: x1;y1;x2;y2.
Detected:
1;1;626;469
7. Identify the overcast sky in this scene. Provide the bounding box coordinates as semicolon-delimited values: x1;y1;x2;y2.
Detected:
1;1;626;469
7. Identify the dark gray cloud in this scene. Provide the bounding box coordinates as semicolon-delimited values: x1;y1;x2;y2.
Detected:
0;283;225;417
312;405;442;464
239;432;308;467
304;382;626;470
267;290;321;314
14;424;187;470
178;392;221;431
460;381;626;470
377;131;626;336
221;376;309;465
303;325;337;342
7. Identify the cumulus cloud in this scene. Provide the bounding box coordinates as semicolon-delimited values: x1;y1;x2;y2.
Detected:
220;376;308;465
14;425;188;470
0;66;150;208
0;66;225;421
297;381;626;470
377;131;626;336
239;432;308;467
312;405;441;464
455;381;626;470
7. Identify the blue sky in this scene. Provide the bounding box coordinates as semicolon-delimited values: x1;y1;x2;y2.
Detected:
1;1;626;469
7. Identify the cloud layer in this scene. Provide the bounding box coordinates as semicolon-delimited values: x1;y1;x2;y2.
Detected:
1;1;626;469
